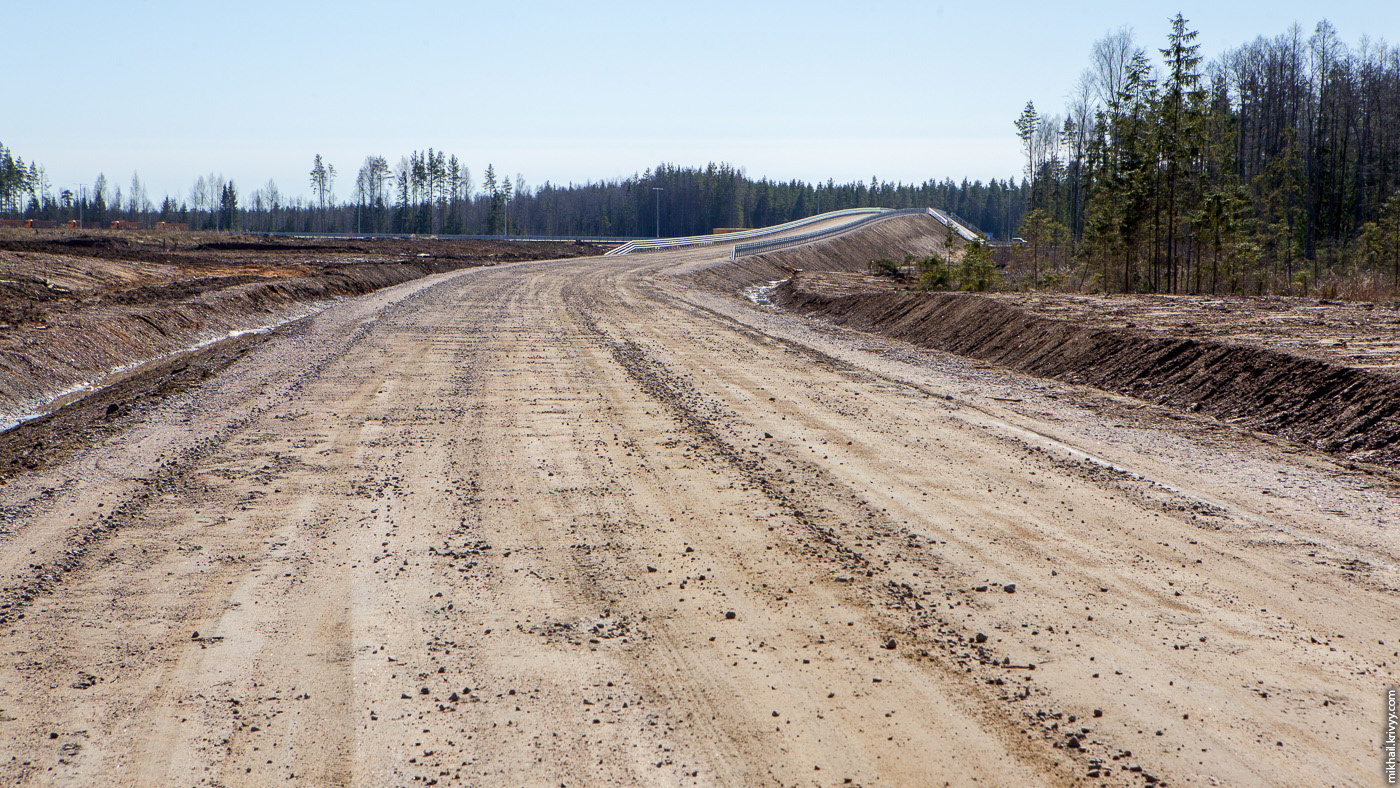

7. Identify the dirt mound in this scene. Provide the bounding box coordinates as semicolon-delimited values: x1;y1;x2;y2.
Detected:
52;236;122;249
778;271;1400;466
195;240;343;251
981;290;1400;370
0;275;67;303
0;229;614;435
0;261;468;429
98;275;287;304
0;231;612;269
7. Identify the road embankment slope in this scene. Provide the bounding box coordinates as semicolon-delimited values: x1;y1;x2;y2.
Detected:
777;270;1400;468
676;211;953;291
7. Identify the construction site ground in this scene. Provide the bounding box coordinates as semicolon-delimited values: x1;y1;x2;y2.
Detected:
0;219;1395;787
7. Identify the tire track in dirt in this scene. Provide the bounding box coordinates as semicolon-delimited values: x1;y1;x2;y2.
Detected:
565;275;1176;785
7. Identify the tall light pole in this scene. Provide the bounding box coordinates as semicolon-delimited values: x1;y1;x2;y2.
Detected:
652;187;664;238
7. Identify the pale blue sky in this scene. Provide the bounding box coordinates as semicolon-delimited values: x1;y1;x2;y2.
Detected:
6;0;1397;203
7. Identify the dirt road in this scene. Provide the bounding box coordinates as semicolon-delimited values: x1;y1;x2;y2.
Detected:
0;239;1396;787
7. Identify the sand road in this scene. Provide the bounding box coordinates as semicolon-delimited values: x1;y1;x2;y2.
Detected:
0;240;1396;787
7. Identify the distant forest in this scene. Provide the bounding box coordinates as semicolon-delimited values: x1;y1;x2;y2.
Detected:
0;147;1028;242
1016;16;1400;295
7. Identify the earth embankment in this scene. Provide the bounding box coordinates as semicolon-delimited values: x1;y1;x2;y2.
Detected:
678;212;954;291
778;270;1400;466
2;261;459;421
0;234;605;430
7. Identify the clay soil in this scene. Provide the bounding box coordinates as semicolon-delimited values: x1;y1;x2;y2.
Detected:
0;216;1396;787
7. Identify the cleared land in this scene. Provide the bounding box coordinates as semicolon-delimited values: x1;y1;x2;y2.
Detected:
0;219;1396;787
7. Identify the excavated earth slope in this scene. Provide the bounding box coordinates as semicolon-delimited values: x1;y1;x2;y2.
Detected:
776;271;1400;468
0;234;606;432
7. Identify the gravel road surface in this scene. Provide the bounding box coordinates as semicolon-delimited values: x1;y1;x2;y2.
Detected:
0;240;1395;787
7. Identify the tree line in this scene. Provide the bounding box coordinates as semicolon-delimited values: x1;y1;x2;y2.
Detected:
1016;16;1400;295
245;158;1031;240
0;142;1030;240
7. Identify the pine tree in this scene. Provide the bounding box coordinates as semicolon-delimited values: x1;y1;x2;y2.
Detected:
219;181;238;231
1015;103;1040;205
1159;13;1205;292
309;155;335;231
92;173;109;226
483;165;502;235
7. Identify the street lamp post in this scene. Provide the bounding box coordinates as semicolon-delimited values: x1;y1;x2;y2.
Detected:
653;187;664;239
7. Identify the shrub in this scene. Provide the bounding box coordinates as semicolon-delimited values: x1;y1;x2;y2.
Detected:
958;240;1001;291
915;254;952;290
868;257;901;277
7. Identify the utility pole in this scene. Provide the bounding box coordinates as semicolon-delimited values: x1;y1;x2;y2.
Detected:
653;187;664;238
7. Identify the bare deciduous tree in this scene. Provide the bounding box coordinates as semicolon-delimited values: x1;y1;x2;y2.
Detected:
1090;26;1140;111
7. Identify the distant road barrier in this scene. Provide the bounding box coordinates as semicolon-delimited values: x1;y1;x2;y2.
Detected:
926;208;982;242
730;208;945;259
256;232;638;244
604;209;886;256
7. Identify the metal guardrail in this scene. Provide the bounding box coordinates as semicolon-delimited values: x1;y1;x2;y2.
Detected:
252;232;637;244
942;209;984;238
603;208;885;256
926;208;982;242
730;208;933;259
